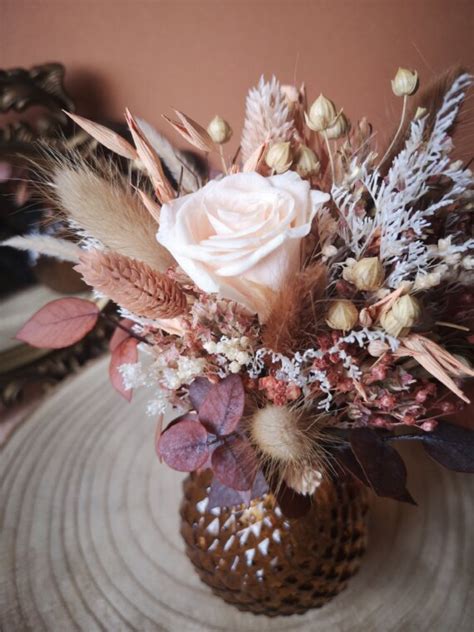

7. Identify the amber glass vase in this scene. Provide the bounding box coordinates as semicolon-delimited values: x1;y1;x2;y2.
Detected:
180;471;370;616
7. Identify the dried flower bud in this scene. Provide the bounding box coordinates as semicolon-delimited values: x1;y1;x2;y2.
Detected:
305;94;337;132
281;84;300;111
359;307;373;328
367;340;389;357
207;115;232;144
325;299;358;331
295;145;320;177
391;68;418;97
265;141;292;173
325;112;350;140
414;106;427;120
351;257;385;291
380;294;421;336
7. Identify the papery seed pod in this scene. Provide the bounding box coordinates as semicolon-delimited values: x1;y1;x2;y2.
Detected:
380;294;421;336
265;141;292;173
305;94;337;132
351;257;385;291
207;115;233;144
325;112;350;140
295;145;321;177
325;300;358;331
391;68;418;97
391;294;421;325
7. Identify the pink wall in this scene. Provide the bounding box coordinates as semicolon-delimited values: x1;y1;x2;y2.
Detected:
2;0;473;157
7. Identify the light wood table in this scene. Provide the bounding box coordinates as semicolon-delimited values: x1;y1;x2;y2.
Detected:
1;357;472;631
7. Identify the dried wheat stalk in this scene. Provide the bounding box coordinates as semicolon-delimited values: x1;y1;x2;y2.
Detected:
75;250;188;319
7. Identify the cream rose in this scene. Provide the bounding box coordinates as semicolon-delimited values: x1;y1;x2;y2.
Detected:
156;171;330;321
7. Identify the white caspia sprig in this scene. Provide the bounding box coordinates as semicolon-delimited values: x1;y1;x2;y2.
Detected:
333;73;473;288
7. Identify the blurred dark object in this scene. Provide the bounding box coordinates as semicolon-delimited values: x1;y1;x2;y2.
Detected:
0;63;76;295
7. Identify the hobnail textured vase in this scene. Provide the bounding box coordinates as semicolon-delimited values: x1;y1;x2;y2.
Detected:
180;471;370;616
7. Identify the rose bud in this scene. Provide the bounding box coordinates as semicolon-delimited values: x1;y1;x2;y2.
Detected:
351;257;385;291
305;94;337;132
391;68;418;97
265;141;292;173
325;299;358;331
207;115;232;144
325;112;350;140
380;294;421;336
295;145;320;178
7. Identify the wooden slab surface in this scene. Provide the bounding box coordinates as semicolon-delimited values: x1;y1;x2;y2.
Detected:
1;357;472;631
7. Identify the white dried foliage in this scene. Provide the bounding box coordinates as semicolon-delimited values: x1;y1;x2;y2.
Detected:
240;76;294;163
247;329;398;410
332;73;473;288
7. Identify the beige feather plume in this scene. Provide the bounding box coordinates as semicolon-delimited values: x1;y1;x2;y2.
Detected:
1;235;82;263
52;164;173;272
75;250;188;319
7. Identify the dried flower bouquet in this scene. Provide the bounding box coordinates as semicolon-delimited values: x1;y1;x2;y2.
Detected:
5;67;474;516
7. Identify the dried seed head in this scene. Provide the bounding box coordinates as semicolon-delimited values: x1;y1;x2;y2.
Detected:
295;145;320;178
250;405;313;463
391;67;418;97
207;115;233;144
325;112;350;140
325;299;358;331
265;141;292;173
305;94;337;132
380;294;421;336
351;257;385;291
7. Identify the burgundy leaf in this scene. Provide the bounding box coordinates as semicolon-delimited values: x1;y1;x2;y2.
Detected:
16;298;100;349
274;480;312;519
420;420;474;473
350;428;416;505
208;469;269;510
208;477;252;509
211;435;257;491
156;416;209;472
335;446;371;487
199;374;245;435
109;336;138;401
189;377;213;411
109;319;135;352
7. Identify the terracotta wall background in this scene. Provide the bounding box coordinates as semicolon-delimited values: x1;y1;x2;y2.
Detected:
1;0;473;158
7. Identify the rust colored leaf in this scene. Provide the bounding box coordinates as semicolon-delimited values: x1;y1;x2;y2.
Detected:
156;416;209;472
211;435;257;491
199;374;245;435
16;298;100;349
109;336;138;401
350;428;416;505
109;319;135;352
